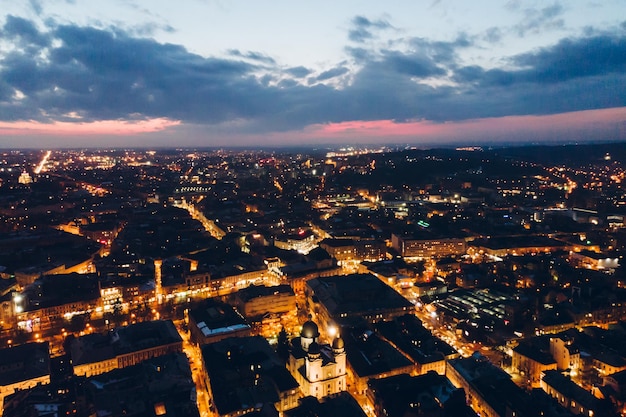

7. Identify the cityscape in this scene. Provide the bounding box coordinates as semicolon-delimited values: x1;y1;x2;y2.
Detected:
2;1;626;416
0;143;625;416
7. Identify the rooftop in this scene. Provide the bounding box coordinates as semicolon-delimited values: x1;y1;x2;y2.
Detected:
70;320;181;366
307;274;413;321
471;235;567;250
513;342;557;366
542;370;611;414
343;325;413;378
235;284;295;303
285;392;367;417
368;372;475;417
87;352;198;417
202;336;298;416
0;342;50;386
188;297;251;338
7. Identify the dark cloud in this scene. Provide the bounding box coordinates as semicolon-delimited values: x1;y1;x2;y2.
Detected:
313;66;349;82
444;34;626;119
345;46;373;62
483;27;503;43
29;0;43;16
0;22;271;123
277;79;298;88
228;49;276;65
2;15;50;47
515;3;565;36
348;15;392;43
454;35;626;87
381;51;445;77
514;35;626;82
129;22;176;37
408;34;472;65
285;66;311;78
0;18;625;134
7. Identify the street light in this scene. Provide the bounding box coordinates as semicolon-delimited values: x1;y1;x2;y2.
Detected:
328;325;337;338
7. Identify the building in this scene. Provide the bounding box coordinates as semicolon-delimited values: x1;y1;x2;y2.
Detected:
274;230;317;254
69;320;183;377
319;239;357;263
86;352;199;417
201;336;300;416
603;369;626;413
233;284;296;319
550;334;581;373
593;351;626;377
280;261;340;296
15;273;101;333
446;352;557;417
231;284;297;337
367;372;477;417
99;274;153;314
320;239;386;263
2;375;89;417
468;236;572;257
285;392;367;417
187;297;251;345
569;250;620;271
0;289;18;333
3;353;199;417
391;234;467;259
0;342;50;407
287;320;347;399
375;314;458;376
541;370;615;416
361;258;424;289
512;342;558;388
414;281;448;298
79;221;121;246
305;274;414;329
17;171;32;185
342;324;415;395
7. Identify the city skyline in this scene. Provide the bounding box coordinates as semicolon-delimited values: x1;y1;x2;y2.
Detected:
1;143;626;415
1;1;625;148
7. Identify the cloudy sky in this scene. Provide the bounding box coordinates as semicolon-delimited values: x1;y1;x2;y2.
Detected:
0;0;625;148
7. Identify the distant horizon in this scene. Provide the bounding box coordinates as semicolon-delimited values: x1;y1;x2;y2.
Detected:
2;137;626;153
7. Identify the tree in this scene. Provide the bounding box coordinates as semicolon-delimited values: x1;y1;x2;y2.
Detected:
67;313;88;333
276;327;290;364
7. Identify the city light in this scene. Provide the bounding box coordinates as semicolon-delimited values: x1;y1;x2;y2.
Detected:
0;142;624;416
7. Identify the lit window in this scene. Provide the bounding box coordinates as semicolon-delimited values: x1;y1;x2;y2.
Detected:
154;403;166;416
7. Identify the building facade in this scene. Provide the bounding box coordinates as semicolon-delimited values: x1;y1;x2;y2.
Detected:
287;321;347;399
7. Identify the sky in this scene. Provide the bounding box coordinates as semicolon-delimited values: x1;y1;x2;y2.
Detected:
0;0;625;148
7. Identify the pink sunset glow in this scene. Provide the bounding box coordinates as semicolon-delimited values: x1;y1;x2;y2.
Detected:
0;108;624;147
288;107;626;143
0;118;181;136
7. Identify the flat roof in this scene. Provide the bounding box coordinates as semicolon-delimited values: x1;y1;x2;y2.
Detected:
189;298;250;337
307;274;413;319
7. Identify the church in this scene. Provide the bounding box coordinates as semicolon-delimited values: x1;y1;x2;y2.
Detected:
287;320;347;399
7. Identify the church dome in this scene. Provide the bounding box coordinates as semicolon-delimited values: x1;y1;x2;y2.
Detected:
308;341;321;358
301;321;320;339
332;336;345;350
308;341;321;354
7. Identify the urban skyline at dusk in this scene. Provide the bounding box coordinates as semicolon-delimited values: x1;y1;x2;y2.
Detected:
1;1;625;148
4;3;626;416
